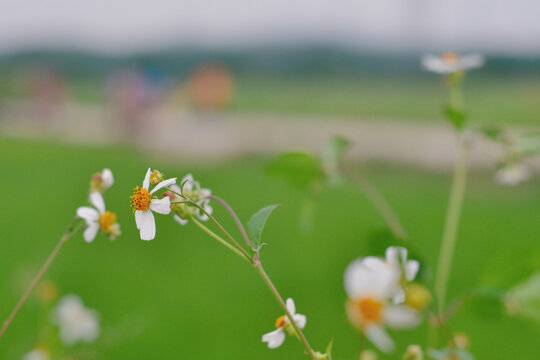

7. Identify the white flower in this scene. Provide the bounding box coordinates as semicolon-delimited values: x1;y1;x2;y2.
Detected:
90;168;114;193
262;298;307;349
77;192;120;242
53;294;100;346
494;163;531;186
130;168;177;240
344;257;420;353
421;52;484;74
22;349;50;360
171;174;213;225
385;246;420;303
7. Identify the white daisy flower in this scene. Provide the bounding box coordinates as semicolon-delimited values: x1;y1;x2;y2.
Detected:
22;349;50;360
90;168;114;193
421;52;484;75
77;192;121;242
53;294;100;346
344;257;420;353
494;163;531;186
262;298;307;349
385;246;420;303
130;168;177;240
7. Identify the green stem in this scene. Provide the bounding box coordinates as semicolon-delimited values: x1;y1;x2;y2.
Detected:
255;263;317;359
0;219;82;341
434;134;470;314
191;218;248;261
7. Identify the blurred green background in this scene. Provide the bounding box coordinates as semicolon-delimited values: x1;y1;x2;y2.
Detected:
1;137;539;359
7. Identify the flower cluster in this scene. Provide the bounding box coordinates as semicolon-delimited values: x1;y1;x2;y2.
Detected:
262;298;307;349
77;169;121;242
164;173;213;226
421;52;484;75
344;247;423;353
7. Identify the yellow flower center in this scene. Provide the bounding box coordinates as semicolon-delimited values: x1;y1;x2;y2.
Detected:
130;186;151;211
441;51;459;63
99;211;117;232
356;297;383;323
275;315;286;328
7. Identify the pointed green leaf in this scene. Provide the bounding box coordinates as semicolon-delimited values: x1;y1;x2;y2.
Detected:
247;204;279;249
443;106;467;130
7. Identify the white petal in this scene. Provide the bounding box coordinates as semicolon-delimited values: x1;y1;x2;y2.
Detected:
150;197;171;215
262;328;286;349
293;314;307;329
285;298;296;315
385;246;407;267
135;210;143;230
142;168;151;189
200;188;212;198
83;223;100;243
392;288;406;304
173;214;188;225
460;54;484;70
139;210;156;241
405;260;420;281
90;191;106;214
344;258;399;299
101;168;114;188
150;177;177;194
169;184;181;194
181;174;194;191
76;207;99;223
364;325;395;353
384;305;421;329
421;55;453;74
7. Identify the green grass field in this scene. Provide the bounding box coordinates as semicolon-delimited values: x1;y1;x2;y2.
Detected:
1;137;539;359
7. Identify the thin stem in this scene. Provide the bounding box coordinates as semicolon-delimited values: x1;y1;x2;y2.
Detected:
191;218;248;260
0;220;82;341
434;134;470;314
209;195;252;248
255;263;317;359
345;168;408;240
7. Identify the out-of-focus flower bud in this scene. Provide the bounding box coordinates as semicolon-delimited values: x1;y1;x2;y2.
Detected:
149;170;164;185
405;283;431;311
359;350;377;360
403;344;423;360
453;332;470;349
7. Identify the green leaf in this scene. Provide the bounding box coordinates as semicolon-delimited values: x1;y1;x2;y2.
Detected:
266;152;324;189
514;132;540;156
443;106;467;130
247;204;279;250
477;125;503;140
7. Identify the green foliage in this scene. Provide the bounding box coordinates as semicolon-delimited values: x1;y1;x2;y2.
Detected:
247;204;279;251
443;106;467;130
476;125;504;140
466;288;505;321
266;152;324;189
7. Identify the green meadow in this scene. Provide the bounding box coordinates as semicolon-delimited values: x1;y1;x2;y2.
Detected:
1;137;539;359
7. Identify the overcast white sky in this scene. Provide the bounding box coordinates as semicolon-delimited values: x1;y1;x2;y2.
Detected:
1;0;540;55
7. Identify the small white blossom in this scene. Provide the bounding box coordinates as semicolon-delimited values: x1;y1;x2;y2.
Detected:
421;52;484;74
130;168;177;240
494;163;531;186
90;168;114;193
22;349;50;360
262;298;307;349
344;256;420;353
53;295;100;346
385;246;420;303
77;192;120;242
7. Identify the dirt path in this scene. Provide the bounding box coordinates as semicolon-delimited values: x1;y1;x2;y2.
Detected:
1;100;539;172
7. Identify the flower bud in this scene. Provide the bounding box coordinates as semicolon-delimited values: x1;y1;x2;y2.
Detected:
359;350;377;360
403;345;423;360
405;283;431;311
453;332;470;349
149;170;164;185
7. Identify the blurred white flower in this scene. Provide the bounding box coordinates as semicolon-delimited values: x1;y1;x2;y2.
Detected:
421;52;484;74
385;246;420;303
130;168;177;240
77;192;121;242
53;294;100;346
262;298;307;349
494;163;531;186
22;349;50;360
90;168;114;193
344;257;420;353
